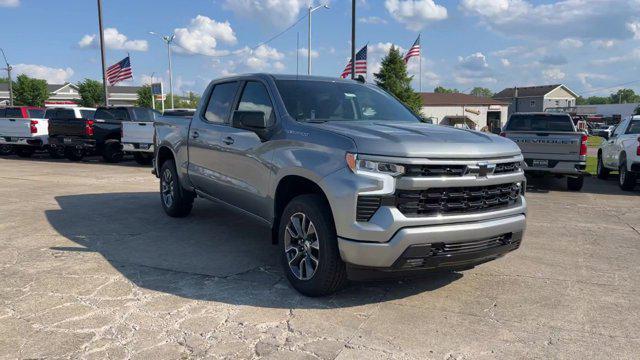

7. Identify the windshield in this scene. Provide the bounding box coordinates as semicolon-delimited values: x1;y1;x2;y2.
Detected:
275;80;419;123
506;114;575;132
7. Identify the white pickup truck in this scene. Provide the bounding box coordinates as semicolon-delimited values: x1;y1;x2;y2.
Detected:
121;107;160;165
0;106;47;158
597;116;640;191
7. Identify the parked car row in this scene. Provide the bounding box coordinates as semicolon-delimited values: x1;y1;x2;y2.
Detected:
596;116;640;191
0;106;194;165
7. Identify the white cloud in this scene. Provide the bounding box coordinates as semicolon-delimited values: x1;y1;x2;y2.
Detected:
458;52;489;71
500;58;511;67
461;0;640;41
223;0;308;27
384;0;448;31
627;21;640;39
358;16;388;24
590;49;640;65
0;0;19;7
454;52;496;84
13;64;74;83
78;28;148;51
173;15;237;56
542;68;566;81
591;39;617;48
213;45;286;74
298;48;319;59
560;38;584;48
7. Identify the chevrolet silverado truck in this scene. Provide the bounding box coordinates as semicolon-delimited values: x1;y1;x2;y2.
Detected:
44;107;96;158
502;112;587;191
597;116;640;191
0;106;47;157
153;74;528;296
121;108;160;165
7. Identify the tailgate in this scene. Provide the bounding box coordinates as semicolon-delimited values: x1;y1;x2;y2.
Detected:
506;131;583;161
0;118;32;137
49;118;87;137
122;121;154;144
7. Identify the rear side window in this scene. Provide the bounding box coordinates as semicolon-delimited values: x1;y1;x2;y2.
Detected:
237;81;275;126
45;108;75;119
80;110;95;120
95;108;129;121
5;108;22;118
204;82;238;123
28;109;44;118
627;121;640;134
507;114;574;132
132;108;154;122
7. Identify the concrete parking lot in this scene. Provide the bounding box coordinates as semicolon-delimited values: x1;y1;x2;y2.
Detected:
0;155;639;359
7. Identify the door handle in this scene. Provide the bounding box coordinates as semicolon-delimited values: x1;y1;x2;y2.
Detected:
192;131;199;139
223;136;235;145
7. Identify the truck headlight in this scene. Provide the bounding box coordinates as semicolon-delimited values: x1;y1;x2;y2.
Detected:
346;153;405;177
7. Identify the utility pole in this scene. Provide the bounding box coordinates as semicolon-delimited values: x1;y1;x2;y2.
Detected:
0;48;13;106
97;0;109;106
150;32;175;109
351;0;356;79
307;3;329;75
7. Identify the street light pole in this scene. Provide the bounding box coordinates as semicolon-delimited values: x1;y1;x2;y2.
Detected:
150;32;175;110
307;3;329;75
351;0;356;80
0;48;13;106
97;0;109;106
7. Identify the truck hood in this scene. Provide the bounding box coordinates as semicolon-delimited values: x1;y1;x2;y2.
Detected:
316;121;521;159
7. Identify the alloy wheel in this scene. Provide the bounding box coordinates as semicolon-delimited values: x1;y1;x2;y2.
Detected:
284;212;320;280
161;168;175;208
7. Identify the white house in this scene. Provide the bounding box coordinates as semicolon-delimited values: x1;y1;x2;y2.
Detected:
420;92;509;134
0;82;141;106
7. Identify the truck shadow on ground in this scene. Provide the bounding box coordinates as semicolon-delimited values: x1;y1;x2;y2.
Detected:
525;175;639;197
45;192;461;308
1;153;149;168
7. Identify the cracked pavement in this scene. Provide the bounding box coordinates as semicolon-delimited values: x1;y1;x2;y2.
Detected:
1;156;639;359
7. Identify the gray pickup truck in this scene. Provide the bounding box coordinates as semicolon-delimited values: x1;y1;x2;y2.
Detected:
153;74;528;296
502;112;587;191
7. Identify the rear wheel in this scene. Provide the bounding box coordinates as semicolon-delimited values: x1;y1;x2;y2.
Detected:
65;147;84;161
619;160;637;191
15;146;34;158
159;159;194;217
0;144;13;156
567;176;584;191
279;194;347;297
596;154;610;179
134;152;153;165
102;140;123;163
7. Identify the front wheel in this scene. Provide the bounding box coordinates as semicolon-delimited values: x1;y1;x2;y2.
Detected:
279;194;347;297
619;161;637;191
159;159;194;217
597;154;609;179
15;146;35;158
567;176;584;191
102;141;123;163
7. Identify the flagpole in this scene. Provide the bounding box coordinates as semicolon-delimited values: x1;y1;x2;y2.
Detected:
351;0;356;79
97;0;109;106
419;33;422;93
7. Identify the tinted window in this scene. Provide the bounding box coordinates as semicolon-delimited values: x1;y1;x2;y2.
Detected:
44;108;75;119
204;82;238;123
0;108;5;117
506;114;574;132
80;110;95;120
275;80;419;122
132;108;154;122
95;108;129;121
164;109;195;118
5;108;22;118
237;82;274;126
627;120;640;134
28;109;45;118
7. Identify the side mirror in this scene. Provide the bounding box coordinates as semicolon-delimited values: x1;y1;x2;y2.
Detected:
232;110;268;129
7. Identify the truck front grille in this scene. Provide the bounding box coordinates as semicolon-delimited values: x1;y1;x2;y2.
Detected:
396;183;520;217
403;162;521;177
356;196;382;222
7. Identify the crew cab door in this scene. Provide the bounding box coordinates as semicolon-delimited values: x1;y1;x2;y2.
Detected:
187;81;240;197
603;121;626;168
206;80;276;219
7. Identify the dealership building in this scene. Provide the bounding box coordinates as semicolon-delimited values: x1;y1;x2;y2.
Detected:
0;82;141;107
420;92;509;134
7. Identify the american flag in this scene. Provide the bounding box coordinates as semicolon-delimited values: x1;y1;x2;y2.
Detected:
106;56;133;85
403;35;421;63
340;45;367;79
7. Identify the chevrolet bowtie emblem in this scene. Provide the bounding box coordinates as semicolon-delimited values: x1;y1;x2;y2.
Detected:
467;162;496;177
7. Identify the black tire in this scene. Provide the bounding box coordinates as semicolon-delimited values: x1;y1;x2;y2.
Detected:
134;152;153;165
279;194;347;297
596;153;610;179
567;176;584;191
65;147;84;161
15;147;34;158
102;140;123;163
48;146;65;159
0;144;13;156
159;159;194;217
618;160;637;191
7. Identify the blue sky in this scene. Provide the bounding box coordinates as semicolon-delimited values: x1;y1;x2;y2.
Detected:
1;0;640;97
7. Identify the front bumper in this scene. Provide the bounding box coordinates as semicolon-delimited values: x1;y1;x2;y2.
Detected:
123;143;154;153
338;214;525;268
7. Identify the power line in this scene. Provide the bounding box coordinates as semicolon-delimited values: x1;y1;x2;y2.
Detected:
577;79;640;96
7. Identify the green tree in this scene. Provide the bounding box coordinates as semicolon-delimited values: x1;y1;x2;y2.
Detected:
135;85;153;108
373;45;422;113
576;96;611;105
635;105;640;115
433;86;459;94
12;74;49;106
77;79;104;107
609;88;640;104
470;87;493;98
